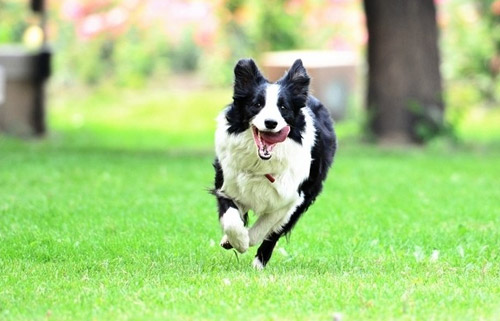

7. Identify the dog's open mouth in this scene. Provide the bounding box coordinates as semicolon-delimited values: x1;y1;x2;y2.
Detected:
252;125;290;160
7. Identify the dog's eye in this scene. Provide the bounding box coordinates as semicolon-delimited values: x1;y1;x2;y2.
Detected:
280;105;286;110
256;103;262;108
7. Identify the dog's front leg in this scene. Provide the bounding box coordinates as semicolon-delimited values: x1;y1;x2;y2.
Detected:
217;197;249;253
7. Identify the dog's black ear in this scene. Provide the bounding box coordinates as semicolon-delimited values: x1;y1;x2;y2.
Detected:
233;59;265;97
282;59;310;96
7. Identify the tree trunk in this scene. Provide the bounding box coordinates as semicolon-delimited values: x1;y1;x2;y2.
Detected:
363;0;444;144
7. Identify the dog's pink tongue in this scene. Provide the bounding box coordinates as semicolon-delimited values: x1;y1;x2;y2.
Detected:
260;126;290;144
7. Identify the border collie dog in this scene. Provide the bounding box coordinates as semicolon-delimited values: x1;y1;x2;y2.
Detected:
213;58;336;269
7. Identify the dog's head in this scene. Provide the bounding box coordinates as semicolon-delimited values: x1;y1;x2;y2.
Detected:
232;58;310;160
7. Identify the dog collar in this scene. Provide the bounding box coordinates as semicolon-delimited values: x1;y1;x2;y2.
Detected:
265;174;275;183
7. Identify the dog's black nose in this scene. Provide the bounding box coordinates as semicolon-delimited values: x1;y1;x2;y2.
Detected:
264;119;278;130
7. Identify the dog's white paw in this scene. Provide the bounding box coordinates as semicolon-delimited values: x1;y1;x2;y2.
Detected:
252;257;265;270
221;208;249;253
224;225;249;253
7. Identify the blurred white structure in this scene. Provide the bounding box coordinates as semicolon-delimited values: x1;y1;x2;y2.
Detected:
261;50;360;121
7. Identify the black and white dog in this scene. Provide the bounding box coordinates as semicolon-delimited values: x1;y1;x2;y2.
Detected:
212;58;336;269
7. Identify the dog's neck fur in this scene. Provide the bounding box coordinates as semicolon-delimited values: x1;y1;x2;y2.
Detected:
215;107;316;215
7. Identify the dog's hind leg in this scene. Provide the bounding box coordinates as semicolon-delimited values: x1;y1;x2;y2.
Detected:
252;198;314;269
253;232;281;270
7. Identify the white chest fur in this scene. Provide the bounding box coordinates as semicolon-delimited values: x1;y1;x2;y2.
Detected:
215;108;316;216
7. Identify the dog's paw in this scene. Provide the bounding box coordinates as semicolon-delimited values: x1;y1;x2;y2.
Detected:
224;225;249;253
252;257;265;270
221;208;249;253
219;235;233;250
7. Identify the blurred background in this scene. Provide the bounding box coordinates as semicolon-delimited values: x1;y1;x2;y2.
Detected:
0;0;499;148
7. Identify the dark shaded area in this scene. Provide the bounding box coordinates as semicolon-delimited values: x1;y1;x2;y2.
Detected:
364;0;444;143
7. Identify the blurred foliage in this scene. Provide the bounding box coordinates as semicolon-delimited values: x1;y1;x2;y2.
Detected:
197;0;307;86
441;0;500;106
0;0;497;117
0;0;29;43
435;0;500;145
0;0;363;87
256;0;304;51
168;29;201;73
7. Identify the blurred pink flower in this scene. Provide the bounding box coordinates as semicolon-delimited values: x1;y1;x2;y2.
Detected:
123;0;141;10
194;15;218;47
106;7;128;28
55;0;366;52
139;0;216;45
61;0;85;20
329;37;354;51
78;13;105;39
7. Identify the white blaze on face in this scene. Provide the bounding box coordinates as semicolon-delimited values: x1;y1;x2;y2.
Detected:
251;84;287;132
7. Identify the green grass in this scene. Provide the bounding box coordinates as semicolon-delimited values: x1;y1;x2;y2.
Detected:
1;87;499;320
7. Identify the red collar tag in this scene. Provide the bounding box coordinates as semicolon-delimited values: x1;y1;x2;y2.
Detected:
265;174;275;183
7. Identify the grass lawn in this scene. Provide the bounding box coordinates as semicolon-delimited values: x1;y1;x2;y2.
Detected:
1;86;499;320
